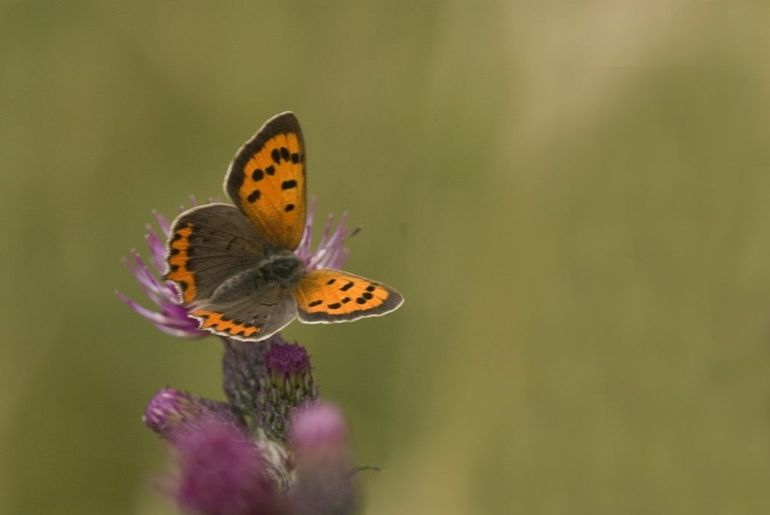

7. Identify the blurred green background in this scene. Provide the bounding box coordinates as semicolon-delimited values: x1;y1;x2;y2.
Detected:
3;1;770;513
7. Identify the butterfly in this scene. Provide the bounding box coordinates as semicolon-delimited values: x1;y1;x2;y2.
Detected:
163;112;403;342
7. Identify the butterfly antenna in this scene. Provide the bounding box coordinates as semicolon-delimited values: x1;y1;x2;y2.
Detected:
349;465;383;478
346;226;362;240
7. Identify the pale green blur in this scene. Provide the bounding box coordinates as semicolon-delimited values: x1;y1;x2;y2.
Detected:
3;2;770;514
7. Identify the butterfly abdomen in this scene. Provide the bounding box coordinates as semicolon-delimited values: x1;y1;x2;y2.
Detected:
209;268;267;304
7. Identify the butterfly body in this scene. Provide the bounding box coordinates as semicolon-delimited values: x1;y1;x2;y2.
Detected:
208;251;302;305
164;112;403;342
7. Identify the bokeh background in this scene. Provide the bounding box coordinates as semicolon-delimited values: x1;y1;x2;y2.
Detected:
3;1;770;513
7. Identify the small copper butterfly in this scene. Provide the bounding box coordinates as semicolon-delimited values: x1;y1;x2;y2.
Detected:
164;112;403;341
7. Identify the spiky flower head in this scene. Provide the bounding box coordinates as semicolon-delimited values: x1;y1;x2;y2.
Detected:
258;340;319;441
295;197;352;271
142;341;361;514
117;201;206;339
144;388;239;440
221;337;272;429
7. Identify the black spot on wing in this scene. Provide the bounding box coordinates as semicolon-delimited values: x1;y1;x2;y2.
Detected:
226;113;304;209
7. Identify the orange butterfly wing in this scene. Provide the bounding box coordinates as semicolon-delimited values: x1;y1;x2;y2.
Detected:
165;203;266;305
225;112;306;250
294;269;403;323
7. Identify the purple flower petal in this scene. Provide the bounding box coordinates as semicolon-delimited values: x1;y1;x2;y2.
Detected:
295;197;352;272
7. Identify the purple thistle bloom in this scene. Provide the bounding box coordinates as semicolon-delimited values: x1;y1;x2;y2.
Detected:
259;341;318;441
119;196;352;339
173;418;283;515
264;341;313;379
144;388;239;440
295;196;352;271
145;345;359;514
290;402;347;457
289;402;357;515
221;335;318;441
117;205;206;339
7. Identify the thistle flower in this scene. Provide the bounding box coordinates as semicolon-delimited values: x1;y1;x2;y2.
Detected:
119;197;352;339
117;205;205;339
221;337;274;428
144;388;239;440
258;341;318;441
173;418;283;515
295;196;352;271
144;345;359;514
221;334;318;440
289;402;357;515
151;396;358;515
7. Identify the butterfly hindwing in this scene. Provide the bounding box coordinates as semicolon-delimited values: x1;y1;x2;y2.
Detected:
225;112;306;251
294;269;404;323
164;203;265;304
189;285;297;341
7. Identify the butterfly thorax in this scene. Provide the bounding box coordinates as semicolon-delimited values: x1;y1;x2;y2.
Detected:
207;249;303;304
259;249;304;288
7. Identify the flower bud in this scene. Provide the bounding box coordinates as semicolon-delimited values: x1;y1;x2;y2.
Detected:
258;341;318;441
144;388;237;440
289;402;356;515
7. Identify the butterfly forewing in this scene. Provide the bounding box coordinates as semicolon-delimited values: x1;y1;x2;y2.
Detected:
225;112;306;251
165;203;266;304
294;269;403;323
